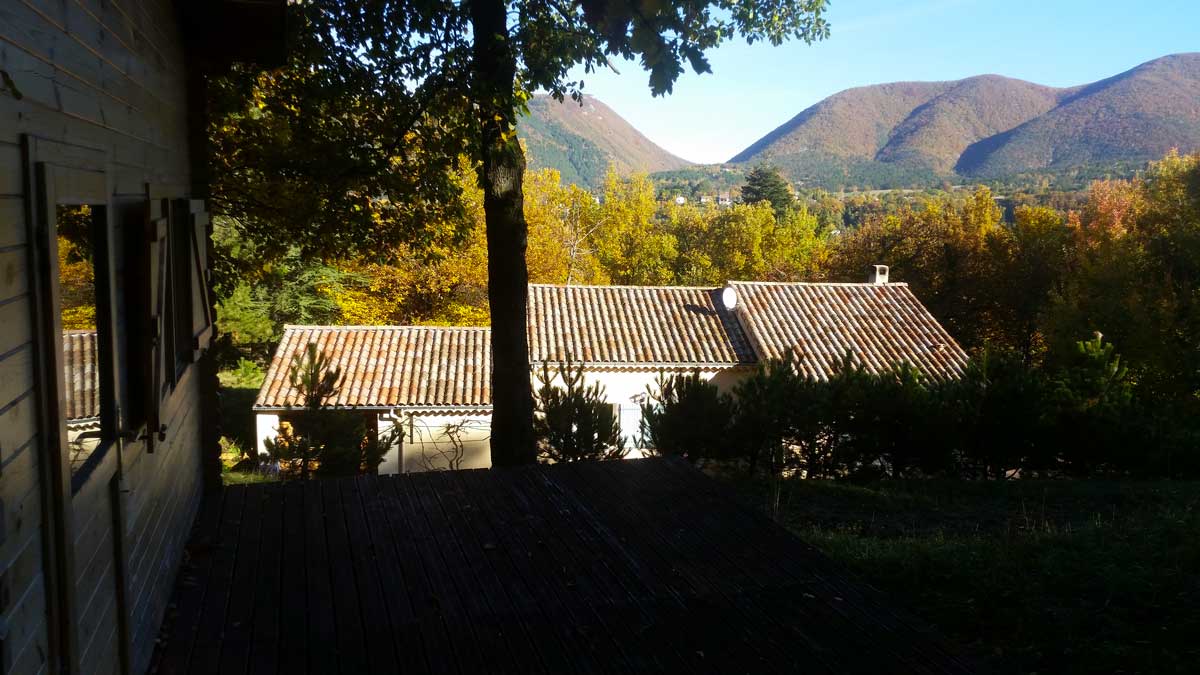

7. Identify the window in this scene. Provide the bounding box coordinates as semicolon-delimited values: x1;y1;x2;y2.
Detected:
55;203;117;487
33;158;215;479
614;402;644;450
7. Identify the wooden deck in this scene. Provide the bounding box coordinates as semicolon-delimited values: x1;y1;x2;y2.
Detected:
154;458;973;674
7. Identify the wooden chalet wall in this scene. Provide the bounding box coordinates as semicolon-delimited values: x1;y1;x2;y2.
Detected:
0;1;212;673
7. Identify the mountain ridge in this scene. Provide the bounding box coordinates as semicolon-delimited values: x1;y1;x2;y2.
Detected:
729;53;1200;187
518;95;691;189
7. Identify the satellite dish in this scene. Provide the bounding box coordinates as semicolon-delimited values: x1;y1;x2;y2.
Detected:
721;285;738;310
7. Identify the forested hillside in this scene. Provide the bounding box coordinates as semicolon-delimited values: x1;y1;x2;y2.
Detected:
958;53;1200;177
518;95;691;189
731;53;1200;189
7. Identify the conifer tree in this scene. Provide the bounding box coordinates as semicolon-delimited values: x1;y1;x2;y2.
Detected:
264;342;343;479
742;165;794;215
534;357;627;463
639;371;734;460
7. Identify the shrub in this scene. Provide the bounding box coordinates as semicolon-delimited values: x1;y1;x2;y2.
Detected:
730;357;807;475
742;337;1194;480
1046;334;1138;475
224;357;265;389
534;357;627;463
853;362;944;478
617;336;1197;480
727;353;947;480
639;370;735;460
264;343;342;479
938;349;1053;479
262;342;387;478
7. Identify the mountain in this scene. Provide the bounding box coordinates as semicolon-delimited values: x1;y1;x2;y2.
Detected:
958;54;1200;177
730;53;1200;188
518;95;691;189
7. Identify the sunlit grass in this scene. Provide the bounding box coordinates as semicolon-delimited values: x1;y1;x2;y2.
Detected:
218;366;276;486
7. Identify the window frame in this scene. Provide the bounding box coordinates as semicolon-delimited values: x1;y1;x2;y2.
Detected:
33;162;123;495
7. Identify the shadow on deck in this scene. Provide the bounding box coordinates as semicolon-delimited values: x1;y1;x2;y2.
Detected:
153;458;973;674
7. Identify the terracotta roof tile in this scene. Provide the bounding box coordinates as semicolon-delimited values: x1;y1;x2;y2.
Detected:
728;281;969;382
63;330;99;421
527;284;755;366
255;326;492;410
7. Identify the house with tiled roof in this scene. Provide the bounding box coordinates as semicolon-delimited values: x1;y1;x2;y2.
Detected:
254;269;968;472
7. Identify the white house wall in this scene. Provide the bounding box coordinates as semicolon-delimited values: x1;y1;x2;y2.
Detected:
398;414;492;473
258;367;755;475
538;367;753;459
377;415;403;475
255;413;282;457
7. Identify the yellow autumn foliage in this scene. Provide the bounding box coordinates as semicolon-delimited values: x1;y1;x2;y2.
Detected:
58;233;96;330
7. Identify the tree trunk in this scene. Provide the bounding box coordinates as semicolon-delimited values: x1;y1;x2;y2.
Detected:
471;0;536;465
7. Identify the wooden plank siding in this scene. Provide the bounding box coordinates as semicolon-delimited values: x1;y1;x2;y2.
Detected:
0;162;45;675
0;0;209;673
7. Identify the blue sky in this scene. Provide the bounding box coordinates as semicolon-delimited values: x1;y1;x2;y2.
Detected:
566;0;1200;164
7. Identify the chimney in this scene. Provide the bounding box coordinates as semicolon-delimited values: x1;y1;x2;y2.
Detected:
869;265;889;284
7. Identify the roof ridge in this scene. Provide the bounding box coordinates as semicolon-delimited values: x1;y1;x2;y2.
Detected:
529;283;723;291
728;280;910;287
282;324;491;331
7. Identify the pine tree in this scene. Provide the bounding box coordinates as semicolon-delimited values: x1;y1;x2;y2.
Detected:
639;371;734;460
264;342;343;479
264;342;391;478
741;165;794;215
534;357;627;463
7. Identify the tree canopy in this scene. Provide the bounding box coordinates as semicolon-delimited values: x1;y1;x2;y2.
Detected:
741;165;793;215
211;0;831;465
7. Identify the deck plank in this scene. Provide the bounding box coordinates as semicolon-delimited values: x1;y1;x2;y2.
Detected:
389;470;486;674
247;478;285;675
276;481;308;675
510;466;664;673
185;486;245;675
321;479;370;674
653;459;966;673
302;479;338;675
459;467;603;675
356;474;431;674
553;460;772;673
154;460;974;675
155;489;225;674
407;471;519;674
339;477;401;674
593;459;836;672
426;470;547;673
214;483;267;675
494;465;633;674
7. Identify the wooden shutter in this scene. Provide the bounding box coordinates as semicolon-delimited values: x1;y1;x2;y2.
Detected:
185;200;214;358
144;197;171;450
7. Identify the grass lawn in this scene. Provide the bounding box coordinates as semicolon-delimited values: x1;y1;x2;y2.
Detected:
719;474;1200;674
217;368;277;485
